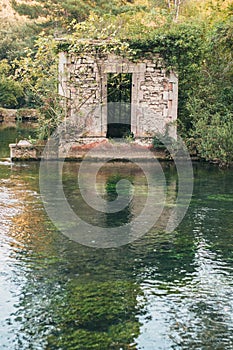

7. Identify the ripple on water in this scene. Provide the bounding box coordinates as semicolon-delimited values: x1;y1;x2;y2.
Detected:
0;184;25;349
0;162;233;350
137;250;233;350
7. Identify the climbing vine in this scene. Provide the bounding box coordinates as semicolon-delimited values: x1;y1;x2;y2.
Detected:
57;20;206;138
9;6;233;164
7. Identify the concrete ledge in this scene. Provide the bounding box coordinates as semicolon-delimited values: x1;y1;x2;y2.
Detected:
10;140;44;160
9;137;172;161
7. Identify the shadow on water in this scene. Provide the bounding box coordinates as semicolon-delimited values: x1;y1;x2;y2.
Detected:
0;153;233;349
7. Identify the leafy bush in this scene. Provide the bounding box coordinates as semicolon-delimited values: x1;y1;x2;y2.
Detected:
3;0;233;163
192;112;233;165
152;131;174;150
14;35;64;138
0;59;24;108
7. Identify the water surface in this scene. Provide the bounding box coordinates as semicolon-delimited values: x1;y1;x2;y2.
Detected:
0;141;233;349
0;122;37;158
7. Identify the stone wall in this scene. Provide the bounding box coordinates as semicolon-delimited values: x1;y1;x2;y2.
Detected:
59;52;178;139
10;138;171;161
10;140;44;160
0;108;39;123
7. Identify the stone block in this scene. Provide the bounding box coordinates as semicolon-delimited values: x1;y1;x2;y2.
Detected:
163;91;169;100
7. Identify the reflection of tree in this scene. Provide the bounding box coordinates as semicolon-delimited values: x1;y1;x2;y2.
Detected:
60;161;196;283
3;162;202;349
0;123;37;158
105;173;133;228
8;167;57;257
5;164;145;350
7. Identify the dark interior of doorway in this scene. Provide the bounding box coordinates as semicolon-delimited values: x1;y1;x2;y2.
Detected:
106;73;132;138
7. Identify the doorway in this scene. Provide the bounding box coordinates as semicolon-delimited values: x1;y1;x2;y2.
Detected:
106;73;132;138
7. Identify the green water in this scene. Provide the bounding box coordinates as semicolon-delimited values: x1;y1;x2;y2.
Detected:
0;122;37;158
0;130;233;349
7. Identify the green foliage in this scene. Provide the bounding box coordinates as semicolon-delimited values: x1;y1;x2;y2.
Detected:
36;94;64;140
0;60;24;108
11;0;43;19
0;18;39;109
62;17;206;128
0;59;12;76
152;132;173;150
107;73;132;102
11;0;138;26
0;19;39;61
191;113;233;165
14;35;64;139
184;15;233;164
0;78;23;108
2;0;232;163
14;35;58;100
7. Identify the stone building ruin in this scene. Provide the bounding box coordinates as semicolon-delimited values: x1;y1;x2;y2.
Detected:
58;44;178;142
10;43;179;161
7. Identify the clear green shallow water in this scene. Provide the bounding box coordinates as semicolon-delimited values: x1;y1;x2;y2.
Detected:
0;122;37;158
0;129;233;349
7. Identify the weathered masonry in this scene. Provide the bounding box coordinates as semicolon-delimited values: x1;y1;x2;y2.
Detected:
9;44;179;161
58;47;178;140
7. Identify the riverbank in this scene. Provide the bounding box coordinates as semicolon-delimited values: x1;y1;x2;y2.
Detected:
0;108;39;123
9;138;179;162
0;118;37;159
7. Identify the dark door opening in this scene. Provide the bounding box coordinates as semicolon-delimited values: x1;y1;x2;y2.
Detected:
107;73;132;138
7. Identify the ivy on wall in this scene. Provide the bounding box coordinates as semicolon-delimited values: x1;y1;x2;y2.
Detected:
56;21;206;138
6;4;232;164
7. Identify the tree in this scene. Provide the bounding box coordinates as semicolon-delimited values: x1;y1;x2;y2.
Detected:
11;0;138;27
14;35;64;139
166;0;185;21
0;59;24;108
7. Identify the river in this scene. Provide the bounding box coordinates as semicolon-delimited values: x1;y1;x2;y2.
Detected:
0;124;233;349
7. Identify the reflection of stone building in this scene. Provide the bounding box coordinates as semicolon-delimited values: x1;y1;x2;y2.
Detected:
58;44;178;140
63;161;178;239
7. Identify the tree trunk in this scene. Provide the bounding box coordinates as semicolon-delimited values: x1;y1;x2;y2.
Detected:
174;0;181;21
167;0;172;9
